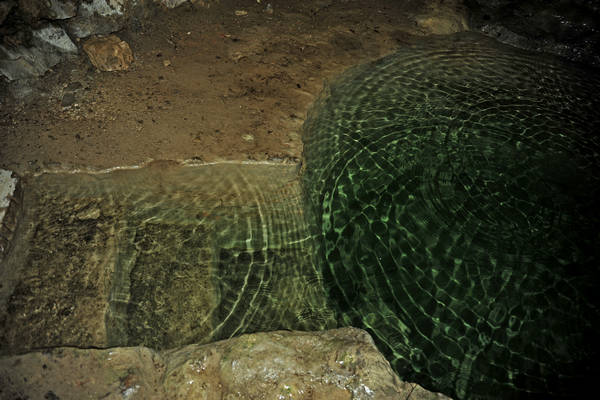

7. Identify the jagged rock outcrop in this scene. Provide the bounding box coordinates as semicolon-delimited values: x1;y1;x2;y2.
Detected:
0;328;449;400
0;0;149;82
66;0;129;38
465;0;600;67
0;23;77;80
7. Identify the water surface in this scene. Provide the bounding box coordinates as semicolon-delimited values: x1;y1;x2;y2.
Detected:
302;32;600;399
0;163;334;354
1;32;599;399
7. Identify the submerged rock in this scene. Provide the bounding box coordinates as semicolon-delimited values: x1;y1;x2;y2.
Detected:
0;164;333;354
0;328;448;399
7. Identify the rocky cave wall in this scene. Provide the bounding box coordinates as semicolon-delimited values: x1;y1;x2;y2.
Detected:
1;0;598;103
467;0;600;67
0;0;174;87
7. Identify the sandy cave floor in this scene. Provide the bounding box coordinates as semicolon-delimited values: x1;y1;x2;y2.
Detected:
0;0;449;175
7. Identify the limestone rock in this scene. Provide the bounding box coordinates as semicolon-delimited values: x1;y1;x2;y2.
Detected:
15;0;76;22
0;346;163;399
160;0;188;9
415;14;468;35
0;24;77;80
189;0;218;8
67;0;129;39
414;0;468;35
0;169;20;261
83;34;133;71
46;0;78;19
33;23;79;53
0;328;450;399
163;328;438;399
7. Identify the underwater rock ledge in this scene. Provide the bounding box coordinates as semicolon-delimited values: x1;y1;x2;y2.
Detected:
0;327;448;400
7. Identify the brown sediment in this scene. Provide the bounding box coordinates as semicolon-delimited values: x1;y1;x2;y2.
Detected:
0;0;467;175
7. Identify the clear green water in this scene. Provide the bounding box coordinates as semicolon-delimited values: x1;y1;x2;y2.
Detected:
302;33;600;398
2;32;599;400
0;163;334;354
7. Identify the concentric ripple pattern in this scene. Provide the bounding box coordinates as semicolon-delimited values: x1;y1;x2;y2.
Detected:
302;33;600;399
0;163;336;355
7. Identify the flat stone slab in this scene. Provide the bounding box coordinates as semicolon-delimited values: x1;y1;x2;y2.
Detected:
0;163;332;355
0;327;450;400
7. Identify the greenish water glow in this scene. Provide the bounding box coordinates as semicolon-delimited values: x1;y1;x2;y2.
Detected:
0;163;334;354
2;32;599;400
302;33;600;398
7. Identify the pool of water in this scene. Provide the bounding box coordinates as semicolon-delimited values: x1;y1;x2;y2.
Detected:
0;162;334;354
302;32;600;398
1;31;599;399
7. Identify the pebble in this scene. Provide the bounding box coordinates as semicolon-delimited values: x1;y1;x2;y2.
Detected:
61;92;76;107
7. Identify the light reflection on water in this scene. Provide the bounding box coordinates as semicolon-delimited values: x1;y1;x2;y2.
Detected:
0;162;335;354
2;32;599;400
302;32;600;398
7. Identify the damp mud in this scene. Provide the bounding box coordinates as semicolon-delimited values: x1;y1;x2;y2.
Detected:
0;0;463;174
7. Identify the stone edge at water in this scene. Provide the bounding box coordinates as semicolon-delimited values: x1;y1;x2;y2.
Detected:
0;327;450;400
0;169;21;264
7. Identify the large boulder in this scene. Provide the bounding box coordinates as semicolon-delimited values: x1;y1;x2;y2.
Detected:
0;328;449;399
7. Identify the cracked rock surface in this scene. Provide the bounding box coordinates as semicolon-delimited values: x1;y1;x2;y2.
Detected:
0;328;448;400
